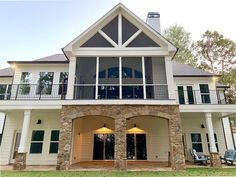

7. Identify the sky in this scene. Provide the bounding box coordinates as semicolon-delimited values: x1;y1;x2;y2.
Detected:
0;0;235;69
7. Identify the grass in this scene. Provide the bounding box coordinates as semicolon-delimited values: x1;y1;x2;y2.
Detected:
1;168;236;177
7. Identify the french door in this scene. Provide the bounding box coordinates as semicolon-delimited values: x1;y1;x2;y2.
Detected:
177;85;195;104
127;134;147;160
10;131;21;163
93;134;114;160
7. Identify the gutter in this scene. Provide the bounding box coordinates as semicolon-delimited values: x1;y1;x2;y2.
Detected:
171;48;179;60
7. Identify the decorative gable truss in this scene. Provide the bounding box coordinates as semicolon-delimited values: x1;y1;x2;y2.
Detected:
63;3;176;57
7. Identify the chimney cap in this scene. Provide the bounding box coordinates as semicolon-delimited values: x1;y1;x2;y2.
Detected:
147;12;160;18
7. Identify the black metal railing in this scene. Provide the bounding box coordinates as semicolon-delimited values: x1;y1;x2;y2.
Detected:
175;89;236;105
0;84;67;100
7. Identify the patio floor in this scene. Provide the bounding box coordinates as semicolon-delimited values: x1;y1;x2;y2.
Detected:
1;161;236;171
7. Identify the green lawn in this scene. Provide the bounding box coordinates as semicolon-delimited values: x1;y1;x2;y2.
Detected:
1;168;236;177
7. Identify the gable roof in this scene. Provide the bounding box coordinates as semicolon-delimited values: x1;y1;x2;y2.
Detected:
172;61;220;77
1;54;218;78
62;3;177;58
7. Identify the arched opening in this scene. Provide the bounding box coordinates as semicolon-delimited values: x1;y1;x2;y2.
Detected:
126;115;170;167
71;115;115;166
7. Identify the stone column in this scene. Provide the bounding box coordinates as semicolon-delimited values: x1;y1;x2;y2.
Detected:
13;109;31;170
56;109;73;170
114;116;127;170
168;106;185;170
205;112;221;167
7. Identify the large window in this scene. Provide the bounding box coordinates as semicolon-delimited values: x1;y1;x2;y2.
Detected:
0;84;10;100
74;56;168;100
93;134;114;160
75;57;96;99
49;130;59;154
127;134;147;160
200;84;211;104
30;130;44;154
98;57;119;99
145;57;168;99
37;72;54;95
19;72;32;95
191;133;203;152
58;72;68;95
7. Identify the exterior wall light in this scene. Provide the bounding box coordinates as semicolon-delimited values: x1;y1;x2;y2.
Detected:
36;119;42;124
201;124;205;128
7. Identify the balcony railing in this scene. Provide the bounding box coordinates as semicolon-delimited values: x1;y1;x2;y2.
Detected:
176;89;236;105
0;84;67;100
0;84;235;104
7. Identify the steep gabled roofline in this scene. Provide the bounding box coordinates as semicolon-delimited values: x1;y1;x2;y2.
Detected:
62;3;177;57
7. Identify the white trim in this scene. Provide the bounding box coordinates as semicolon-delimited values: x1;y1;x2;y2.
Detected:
71;49;169;57
142;56;146;99
205;112;218;152
123;29;142;47
179;104;236;113
118;13;122;46
66;57;76;99
119;57;122;99
95;57;99;99
18;110;31;153
98;30;118;47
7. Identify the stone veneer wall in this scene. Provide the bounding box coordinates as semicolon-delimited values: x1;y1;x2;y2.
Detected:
13;153;26;170
56;105;185;170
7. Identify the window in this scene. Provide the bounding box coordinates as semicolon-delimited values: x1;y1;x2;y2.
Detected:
37;72;54;95
19;72;31;95
191;133;203;152
200;84;211;103
122;67;132;78
49;130;59;154
30;130;44;154
0;84;7;100
108;67;119;78
206;133;219;152
58;72;68;95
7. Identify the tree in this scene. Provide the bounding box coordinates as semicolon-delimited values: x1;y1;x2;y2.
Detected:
195;31;236;74
163;24;197;67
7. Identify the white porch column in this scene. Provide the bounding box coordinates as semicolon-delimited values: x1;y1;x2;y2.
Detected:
222;113;235;149
165;56;175;100
205;112;217;152
18;110;31;153
66;56;76;99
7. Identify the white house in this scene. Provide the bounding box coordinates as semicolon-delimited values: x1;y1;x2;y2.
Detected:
0;3;235;171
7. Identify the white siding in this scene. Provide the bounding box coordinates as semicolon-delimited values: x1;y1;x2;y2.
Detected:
0;110;60;165
181;113;226;161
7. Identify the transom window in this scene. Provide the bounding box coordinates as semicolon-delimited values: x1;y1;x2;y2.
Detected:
74;57;168;100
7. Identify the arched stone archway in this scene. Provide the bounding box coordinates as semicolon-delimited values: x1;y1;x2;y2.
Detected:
56;105;185;170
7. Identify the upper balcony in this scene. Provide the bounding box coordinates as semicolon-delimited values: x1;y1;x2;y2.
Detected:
0;83;235;105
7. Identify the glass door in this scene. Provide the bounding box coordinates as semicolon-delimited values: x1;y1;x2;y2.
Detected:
11;131;21;163
177;85;195;104
93;134;114;160
127;134;147;160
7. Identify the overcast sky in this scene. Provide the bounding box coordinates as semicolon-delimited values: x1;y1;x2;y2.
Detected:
0;0;235;69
